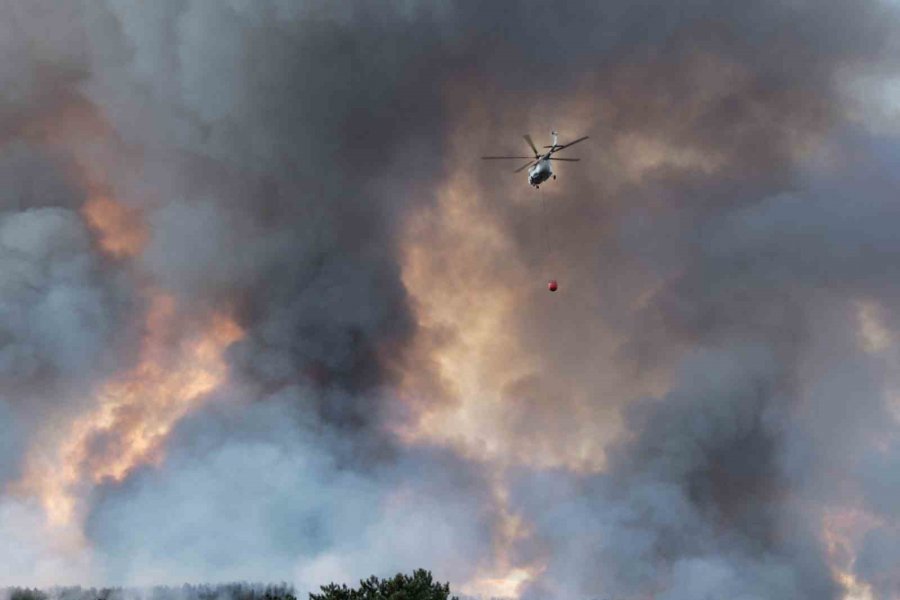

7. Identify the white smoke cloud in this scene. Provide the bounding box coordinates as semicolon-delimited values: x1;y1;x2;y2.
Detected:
85;393;496;590
0;497;95;587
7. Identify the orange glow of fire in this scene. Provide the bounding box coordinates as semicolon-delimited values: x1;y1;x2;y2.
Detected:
74;140;148;260
22;292;243;526
822;509;881;600
81;194;148;258
8;95;244;555
460;477;543;600
834;570;875;600
461;568;536;600
395;158;616;476
393;83;680;475
396;174;548;598
21;94;148;260
396;176;533;457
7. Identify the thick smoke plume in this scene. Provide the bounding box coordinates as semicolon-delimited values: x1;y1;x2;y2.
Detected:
2;1;900;599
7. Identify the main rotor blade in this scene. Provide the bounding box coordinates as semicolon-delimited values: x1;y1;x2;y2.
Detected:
548;158;580;161
551;135;589;152
514;160;536;173
482;156;536;159
523;134;539;156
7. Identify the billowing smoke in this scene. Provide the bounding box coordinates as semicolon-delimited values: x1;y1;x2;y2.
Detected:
3;1;900;599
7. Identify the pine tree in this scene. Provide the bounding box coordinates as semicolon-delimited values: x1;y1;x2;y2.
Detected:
309;570;457;600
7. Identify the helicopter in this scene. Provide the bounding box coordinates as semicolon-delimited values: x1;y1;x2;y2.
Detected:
482;131;589;188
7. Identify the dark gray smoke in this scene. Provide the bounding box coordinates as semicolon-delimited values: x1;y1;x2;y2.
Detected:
2;1;900;598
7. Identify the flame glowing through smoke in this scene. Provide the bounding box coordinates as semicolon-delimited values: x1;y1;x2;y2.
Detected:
398;177;533;462
25;293;243;527
396;118;900;599
81;194;148;259
822;509;881;600
398;171;550;598
14;128;244;545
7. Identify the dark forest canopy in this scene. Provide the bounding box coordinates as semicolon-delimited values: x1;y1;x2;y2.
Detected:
311;569;457;600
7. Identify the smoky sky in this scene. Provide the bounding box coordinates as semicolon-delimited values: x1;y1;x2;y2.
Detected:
3;1;900;599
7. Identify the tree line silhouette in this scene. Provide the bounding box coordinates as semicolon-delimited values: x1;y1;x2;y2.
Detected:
5;569;459;600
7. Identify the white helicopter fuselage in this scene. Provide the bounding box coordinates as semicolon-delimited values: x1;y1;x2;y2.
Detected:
528;157;552;187
529;132;558;187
